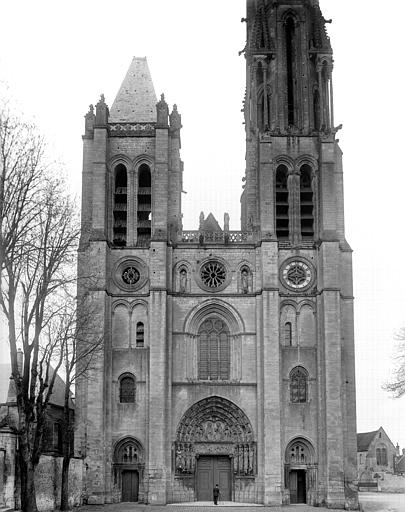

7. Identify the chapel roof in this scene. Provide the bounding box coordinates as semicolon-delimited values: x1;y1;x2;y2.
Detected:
109;57;157;123
357;430;379;452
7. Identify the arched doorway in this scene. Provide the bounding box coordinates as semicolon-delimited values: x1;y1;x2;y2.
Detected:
284;438;317;505
113;437;144;502
175;396;256;502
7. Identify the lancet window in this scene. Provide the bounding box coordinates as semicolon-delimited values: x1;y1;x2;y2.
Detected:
276;165;289;239
285;16;296;126
290;367;308;403
119;374;136;403
300;165;314;238
198;318;230;381
113;164;128;247
137;164;151;246
136;322;144;347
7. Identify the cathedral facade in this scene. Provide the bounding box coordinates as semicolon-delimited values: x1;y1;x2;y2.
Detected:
76;0;358;508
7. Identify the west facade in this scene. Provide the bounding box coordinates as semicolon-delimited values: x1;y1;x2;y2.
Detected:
76;0;358;508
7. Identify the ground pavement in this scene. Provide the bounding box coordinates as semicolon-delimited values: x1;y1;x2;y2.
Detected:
79;503;346;512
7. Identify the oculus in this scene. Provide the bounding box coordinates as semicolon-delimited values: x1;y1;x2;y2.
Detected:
200;261;227;289
113;257;148;291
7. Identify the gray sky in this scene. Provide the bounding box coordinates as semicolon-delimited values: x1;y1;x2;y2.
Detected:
0;0;404;449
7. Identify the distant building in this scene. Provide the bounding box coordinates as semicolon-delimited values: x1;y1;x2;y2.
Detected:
0;355;74;508
357;427;397;481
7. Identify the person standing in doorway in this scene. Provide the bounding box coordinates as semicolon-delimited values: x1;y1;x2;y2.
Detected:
213;484;220;505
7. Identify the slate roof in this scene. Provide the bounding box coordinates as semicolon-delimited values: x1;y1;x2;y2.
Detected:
357;430;379;452
202;213;222;232
0;364;73;409
109;57;157;123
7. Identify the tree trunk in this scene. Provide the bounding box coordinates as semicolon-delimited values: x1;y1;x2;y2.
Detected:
60;455;70;510
19;452;38;512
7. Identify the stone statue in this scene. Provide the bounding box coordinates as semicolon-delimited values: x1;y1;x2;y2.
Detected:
241;268;249;294
224;212;230;232
179;268;188;293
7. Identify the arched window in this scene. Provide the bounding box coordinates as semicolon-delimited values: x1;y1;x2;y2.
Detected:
119;375;135;403
285;16;296;126
115;439;142;464
137;164;152;246
198;318;230;380
113;164;127;246
276;165;289;239
290;367;308;403
285;322;292;346
313;88;320;131
300;165;314;239
136;322;144;347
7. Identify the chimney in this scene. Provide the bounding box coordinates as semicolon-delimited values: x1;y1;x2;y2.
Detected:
17;348;23;374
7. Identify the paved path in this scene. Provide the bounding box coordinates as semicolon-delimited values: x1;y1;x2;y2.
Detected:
359;492;405;512
80;503;345;512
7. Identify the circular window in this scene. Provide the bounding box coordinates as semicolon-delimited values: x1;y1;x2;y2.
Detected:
122;267;140;285
200;261;227;289
280;258;315;292
113;257;148;291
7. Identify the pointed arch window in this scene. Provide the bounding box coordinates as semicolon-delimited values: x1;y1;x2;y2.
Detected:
300;165;314;239
137;164;151;247
290;367;308;403
285;322;292;346
198;318;230;380
119;374;136;403
276;165;289;239
136;322;144;347
313;88;321;131
285;16;296;126
113;164;127;246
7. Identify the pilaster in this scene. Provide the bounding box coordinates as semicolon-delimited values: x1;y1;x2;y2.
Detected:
147;241;168;504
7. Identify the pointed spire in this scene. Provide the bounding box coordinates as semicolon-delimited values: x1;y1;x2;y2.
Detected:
84;104;95;136
110;57;157;123
95;94;109;126
248;0;272;54
156;93;169;128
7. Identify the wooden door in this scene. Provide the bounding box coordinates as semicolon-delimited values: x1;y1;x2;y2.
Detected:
122;470;139;502
197;456;231;501
290;470;306;504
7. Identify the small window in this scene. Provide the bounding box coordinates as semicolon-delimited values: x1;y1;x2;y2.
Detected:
53;422;62;453
136;322;144;347
285;322;292;346
120;375;135;403
290;367;308;403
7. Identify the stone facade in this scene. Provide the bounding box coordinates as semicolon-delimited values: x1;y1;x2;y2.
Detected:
76;1;358;508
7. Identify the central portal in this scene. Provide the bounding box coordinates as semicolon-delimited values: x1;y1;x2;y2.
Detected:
196;456;231;502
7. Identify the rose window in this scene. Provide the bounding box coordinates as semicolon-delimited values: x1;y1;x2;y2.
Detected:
122;266;140;285
286;265;307;287
200;261;226;289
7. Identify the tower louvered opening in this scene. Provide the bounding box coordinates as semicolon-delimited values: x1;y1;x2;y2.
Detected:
276;165;289;239
300;165;314;239
113;164;128;247
137;164;151;246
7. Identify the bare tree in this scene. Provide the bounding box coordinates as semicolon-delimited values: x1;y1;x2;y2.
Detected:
49;289;103;511
0;101;80;512
383;327;405;398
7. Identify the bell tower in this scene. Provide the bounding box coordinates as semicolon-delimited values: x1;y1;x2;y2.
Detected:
242;0;358;509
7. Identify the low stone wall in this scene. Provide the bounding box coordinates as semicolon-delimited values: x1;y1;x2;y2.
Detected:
378;472;405;493
35;456;83;511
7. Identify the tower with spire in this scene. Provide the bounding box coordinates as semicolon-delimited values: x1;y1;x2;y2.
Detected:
76;3;357;508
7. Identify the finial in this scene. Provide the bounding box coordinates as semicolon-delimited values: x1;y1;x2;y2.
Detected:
170;104;182;137
156;93;169;128
95;94;109;125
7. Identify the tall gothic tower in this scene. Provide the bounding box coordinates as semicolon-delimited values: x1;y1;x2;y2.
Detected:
76;2;358;508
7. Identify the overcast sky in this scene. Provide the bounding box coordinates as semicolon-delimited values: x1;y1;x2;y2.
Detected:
1;0;404;450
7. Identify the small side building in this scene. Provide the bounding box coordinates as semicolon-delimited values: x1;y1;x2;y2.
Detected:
0;359;77;509
357;427;401;492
